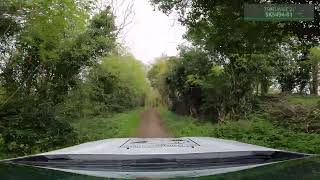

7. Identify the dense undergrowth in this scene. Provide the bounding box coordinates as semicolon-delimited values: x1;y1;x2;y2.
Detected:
160;95;320;154
161;110;320;154
72;108;142;143
256;95;320;133
287;95;320;106
0;108;143;160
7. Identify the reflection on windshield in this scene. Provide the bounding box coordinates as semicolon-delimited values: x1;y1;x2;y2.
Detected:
7;151;306;172
1;156;320;179
0;163;102;180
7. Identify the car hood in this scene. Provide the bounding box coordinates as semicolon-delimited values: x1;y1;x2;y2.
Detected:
1;137;310;179
40;137;276;155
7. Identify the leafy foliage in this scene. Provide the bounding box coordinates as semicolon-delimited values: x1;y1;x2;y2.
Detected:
147;56;176;106
149;0;320;122
287;95;320;106
309;47;320;95
151;0;320;48
62;55;150;117
161;108;320;154
152;47;265;121
0;98;77;156
257;96;320;133
0;1;118;156
87;55;149;113
73;108;142;143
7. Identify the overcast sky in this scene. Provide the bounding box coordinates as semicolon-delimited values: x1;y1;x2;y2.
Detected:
112;0;186;64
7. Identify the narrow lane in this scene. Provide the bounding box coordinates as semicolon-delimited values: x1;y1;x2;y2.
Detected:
136;108;170;138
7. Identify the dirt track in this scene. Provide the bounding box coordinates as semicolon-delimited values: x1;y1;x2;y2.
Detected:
136;108;170;138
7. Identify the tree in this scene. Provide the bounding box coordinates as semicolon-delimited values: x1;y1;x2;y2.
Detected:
149;1;285;118
268;42;299;94
151;0;320;96
165;47;214;117
0;1;117;155
151;1;287;56
1;0;90;103
155;47;256;121
147;56;176;105
151;0;320;48
309;47;320;95
0;0;25;42
84;55;150;114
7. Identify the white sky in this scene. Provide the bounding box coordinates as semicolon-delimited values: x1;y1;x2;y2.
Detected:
112;0;186;64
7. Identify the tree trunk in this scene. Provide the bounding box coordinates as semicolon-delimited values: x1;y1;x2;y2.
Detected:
311;61;319;95
261;79;269;96
255;83;259;96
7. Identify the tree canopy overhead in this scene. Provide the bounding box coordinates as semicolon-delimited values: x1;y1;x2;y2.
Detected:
151;0;320;55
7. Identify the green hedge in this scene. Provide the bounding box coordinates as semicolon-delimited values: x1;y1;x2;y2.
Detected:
161;109;320;154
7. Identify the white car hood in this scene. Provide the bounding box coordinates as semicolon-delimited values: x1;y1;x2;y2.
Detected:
3;137;308;179
40;137;276;155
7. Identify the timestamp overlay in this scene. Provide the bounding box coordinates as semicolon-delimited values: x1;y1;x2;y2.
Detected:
244;4;314;21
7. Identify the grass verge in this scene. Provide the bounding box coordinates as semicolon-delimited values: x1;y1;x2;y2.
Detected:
72;108;143;143
287;95;320;106
160;109;320;154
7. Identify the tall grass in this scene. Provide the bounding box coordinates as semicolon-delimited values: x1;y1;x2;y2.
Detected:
287;95;320;106
72;108;144;143
160;109;320;154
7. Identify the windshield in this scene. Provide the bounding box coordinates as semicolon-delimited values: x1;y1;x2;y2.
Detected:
1;0;320;179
